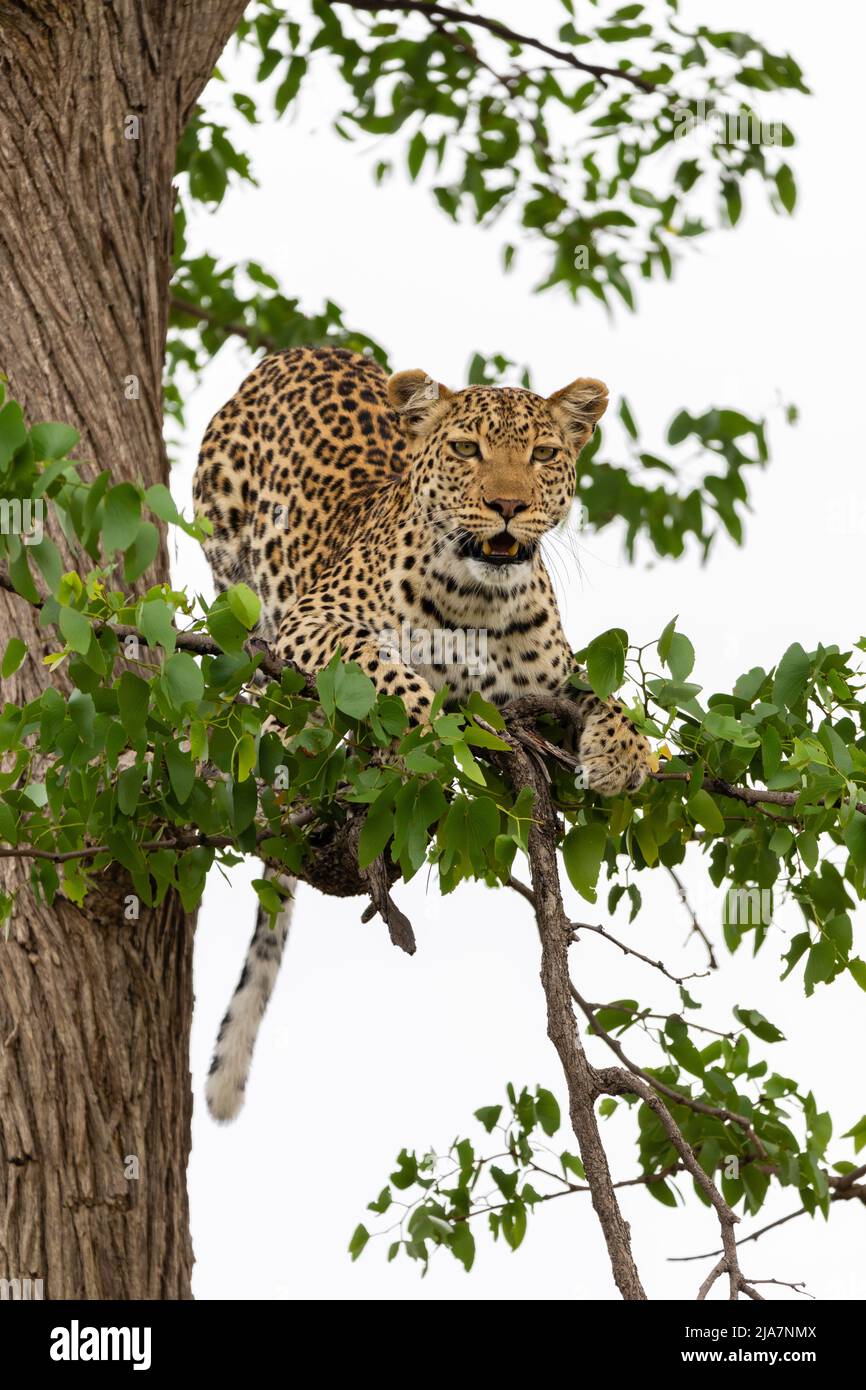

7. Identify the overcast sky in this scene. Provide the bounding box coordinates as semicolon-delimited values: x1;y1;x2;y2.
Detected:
171;1;866;1300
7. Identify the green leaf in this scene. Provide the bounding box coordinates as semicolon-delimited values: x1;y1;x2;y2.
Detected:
117;762;146;816
585;629;625;699
474;1104;502;1133
143;483;182;525
358;788;396;869
162;652;204;708
226;582;261;631
688;788;725;835
1;638;26;678
775;163;797;213
618;396;638;440
348;1224;369;1262
562;823;607;902
59;605;92;656
501;1201;527;1251
164;741;195;804
647;1177;678;1207
844;814;866;873
333;664;377;719
275;54;308;113
804;938;836;993
848;958;866;993
772;642;811;711
235;733;257;783
117;671;150;738
407;129;427;180
206;602;248;655
666;632;695;682
252;876;285;922
102;483;142;552
451;1222;475;1272
30;422;79;460
658;616;677;665
138;598;177;653
0;400;27;464
123;520;159;583
535;1088;561;1137
733;1006;785;1043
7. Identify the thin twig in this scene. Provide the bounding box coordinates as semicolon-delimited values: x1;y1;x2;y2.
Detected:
569;919;709;987
666;865;718;969
673;1170;866;1263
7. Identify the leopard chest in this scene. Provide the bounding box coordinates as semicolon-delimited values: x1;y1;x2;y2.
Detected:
387;565;569;705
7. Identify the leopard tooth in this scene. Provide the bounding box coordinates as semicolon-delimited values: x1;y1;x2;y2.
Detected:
481;539;493;556
506;541;519;557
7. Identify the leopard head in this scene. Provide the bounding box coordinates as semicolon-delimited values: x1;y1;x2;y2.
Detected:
386;369;607;588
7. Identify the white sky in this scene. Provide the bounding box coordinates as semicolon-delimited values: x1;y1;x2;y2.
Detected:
170;1;866;1300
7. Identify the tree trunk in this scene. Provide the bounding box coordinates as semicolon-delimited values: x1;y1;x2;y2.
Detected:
0;0;245;1299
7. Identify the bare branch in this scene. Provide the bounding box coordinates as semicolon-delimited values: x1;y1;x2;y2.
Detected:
569;918;710;987
364;851;416;955
673;1170;866;1264
667;865;718;969
746;1277;814;1299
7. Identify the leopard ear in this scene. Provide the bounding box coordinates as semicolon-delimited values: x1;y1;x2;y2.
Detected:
387;370;453;436
546;377;609;451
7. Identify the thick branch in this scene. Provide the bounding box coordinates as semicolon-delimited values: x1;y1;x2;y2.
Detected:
4;574;865;828
499;743;647;1299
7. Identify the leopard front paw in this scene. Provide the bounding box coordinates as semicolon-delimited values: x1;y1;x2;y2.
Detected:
577;721;651;796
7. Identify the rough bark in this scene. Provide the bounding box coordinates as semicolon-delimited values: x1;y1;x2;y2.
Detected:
500;741;647;1300
0;0;246;1299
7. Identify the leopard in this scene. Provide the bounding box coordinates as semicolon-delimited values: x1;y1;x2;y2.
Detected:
193;346;651;1121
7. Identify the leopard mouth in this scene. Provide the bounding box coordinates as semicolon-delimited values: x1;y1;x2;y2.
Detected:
457;530;536;567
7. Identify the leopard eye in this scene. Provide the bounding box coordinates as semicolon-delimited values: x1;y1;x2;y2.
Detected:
532;445;559;463
451;439;480;459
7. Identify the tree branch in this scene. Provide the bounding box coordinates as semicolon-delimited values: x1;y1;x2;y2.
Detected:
497;741;648;1299
598;1063;754;1300
655;770;866;820
170;294;280;354
667;865;718;969
336;0;657;92
569;980;769;1161
672;1167;866;1264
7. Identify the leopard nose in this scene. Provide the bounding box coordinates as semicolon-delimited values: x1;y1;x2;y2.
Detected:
486;497;529;521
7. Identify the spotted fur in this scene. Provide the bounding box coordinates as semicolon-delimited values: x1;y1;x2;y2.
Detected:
194;347;650;1120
